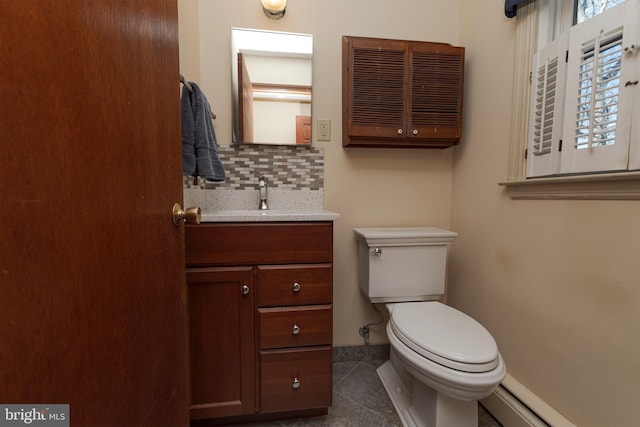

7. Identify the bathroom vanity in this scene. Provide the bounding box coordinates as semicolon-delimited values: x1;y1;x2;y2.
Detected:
185;211;338;424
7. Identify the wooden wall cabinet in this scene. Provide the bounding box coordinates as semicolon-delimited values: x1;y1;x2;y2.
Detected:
342;36;465;148
186;222;333;424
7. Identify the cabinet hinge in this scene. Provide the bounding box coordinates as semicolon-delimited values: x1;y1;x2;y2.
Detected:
529;71;532;84
565;50;569;62
559;139;563;151
525;148;528;159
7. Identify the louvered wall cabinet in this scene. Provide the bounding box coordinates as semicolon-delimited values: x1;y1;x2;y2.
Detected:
342;36;465;148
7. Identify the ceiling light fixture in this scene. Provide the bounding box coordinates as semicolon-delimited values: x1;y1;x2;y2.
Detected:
261;0;287;19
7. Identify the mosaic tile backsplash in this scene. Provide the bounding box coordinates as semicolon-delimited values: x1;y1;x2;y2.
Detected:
184;144;323;190
183;144;325;212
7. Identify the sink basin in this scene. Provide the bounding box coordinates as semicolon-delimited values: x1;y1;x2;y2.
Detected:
200;209;340;223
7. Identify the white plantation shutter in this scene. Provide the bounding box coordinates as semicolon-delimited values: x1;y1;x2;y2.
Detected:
628;2;640;171
561;1;637;174
526;33;568;177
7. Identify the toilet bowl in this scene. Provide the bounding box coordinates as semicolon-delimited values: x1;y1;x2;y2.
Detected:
354;227;506;427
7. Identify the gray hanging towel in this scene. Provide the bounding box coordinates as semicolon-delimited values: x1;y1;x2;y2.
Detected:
181;82;226;181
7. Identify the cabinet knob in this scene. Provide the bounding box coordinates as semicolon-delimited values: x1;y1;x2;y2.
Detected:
397;129;403;135
241;284;250;295
292;324;300;335
412;129;418;135
292;282;301;292
292;377;301;389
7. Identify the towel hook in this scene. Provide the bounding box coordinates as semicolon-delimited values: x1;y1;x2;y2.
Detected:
180;74;193;92
180;74;216;119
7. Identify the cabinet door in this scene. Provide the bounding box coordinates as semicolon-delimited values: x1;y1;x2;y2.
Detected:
343;36;408;142
188;267;255;420
408;41;464;143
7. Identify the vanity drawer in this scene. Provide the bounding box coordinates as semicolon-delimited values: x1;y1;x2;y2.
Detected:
258;305;332;349
257;264;332;307
260;346;332;413
185;222;333;266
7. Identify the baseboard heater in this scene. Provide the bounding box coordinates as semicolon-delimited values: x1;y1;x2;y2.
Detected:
481;374;576;427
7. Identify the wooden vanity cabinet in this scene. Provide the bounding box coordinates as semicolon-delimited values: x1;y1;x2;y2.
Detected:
185;222;334;423
342;35;465;148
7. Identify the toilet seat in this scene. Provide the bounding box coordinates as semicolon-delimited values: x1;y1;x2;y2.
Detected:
389;302;499;373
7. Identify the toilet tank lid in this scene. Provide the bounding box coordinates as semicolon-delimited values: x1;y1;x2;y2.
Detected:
353;227;457;246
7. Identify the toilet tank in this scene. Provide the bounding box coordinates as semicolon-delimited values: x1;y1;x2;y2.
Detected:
353;227;457;303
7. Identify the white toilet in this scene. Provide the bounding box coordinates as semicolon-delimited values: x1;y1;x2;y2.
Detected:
354;227;506;427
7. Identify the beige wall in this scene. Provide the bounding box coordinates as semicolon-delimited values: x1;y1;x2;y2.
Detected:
178;1;640;426
178;0;460;346
452;3;640;427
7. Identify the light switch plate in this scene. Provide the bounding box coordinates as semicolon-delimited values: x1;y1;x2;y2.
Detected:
317;119;331;141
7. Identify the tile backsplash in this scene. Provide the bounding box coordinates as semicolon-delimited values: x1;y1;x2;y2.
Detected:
183;144;325;211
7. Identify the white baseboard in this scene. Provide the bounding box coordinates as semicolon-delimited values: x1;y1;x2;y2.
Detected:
481;374;576;427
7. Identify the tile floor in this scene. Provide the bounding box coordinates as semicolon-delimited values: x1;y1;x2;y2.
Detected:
223;352;502;426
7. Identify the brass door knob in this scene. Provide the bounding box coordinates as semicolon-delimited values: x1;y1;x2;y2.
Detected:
172;203;201;225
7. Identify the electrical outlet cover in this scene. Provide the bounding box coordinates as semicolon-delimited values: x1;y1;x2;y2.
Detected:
317;119;331;141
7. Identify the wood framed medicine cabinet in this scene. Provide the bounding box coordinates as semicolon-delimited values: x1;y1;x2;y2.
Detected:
342;36;465;148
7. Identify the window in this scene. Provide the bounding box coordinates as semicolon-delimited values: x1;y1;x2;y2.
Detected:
576;0;626;24
526;0;640;178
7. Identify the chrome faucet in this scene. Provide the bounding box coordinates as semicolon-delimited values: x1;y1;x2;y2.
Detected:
257;174;269;210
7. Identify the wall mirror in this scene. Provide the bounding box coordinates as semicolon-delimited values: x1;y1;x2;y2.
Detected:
231;27;313;146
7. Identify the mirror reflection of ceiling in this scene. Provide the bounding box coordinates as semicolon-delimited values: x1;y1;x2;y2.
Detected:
231;28;313;146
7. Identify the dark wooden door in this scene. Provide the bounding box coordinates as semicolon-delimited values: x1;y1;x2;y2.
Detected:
0;1;189;426
296;115;312;144
238;52;255;142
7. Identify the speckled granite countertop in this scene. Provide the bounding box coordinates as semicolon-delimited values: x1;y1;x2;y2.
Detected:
200;209;340;222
